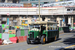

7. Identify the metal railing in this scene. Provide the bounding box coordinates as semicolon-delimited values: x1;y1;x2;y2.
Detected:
0;7;75;15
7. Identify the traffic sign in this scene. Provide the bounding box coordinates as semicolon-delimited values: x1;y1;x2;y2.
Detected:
63;19;65;22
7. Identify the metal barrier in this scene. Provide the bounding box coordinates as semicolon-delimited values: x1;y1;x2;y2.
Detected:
0;33;16;40
16;29;29;37
0;39;2;45
9;37;18;43
2;33;9;40
9;34;16;38
0;34;2;39
17;36;27;43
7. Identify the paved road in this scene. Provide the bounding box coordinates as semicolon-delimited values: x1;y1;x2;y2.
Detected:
0;32;75;50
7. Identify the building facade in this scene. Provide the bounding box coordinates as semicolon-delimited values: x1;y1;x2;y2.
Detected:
0;0;56;4
0;6;75;27
20;0;55;4
0;0;75;27
0;0;19;3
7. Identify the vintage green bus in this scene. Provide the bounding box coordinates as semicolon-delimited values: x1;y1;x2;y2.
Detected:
27;21;59;44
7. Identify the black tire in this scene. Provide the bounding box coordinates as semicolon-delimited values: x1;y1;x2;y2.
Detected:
27;38;31;44
41;35;46;44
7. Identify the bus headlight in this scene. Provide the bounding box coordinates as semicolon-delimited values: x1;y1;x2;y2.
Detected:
37;36;39;38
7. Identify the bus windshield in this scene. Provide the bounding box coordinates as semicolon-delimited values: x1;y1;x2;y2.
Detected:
30;25;40;30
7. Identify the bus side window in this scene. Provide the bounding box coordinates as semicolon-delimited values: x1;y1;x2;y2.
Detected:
48;27;49;30
56;27;57;30
51;27;52;30
49;27;51;30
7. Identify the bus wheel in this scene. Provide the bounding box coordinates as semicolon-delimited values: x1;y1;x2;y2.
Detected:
41;35;46;44
27;38;31;44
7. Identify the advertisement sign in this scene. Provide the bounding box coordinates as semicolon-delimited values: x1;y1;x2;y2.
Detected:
21;24;28;26
21;20;28;26
63;19;65;22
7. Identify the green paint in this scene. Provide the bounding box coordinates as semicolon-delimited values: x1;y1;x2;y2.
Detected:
34;31;40;38
43;30;48;37
9;34;16;38
0;34;2;38
43;30;59;38
28;30;29;33
29;31;40;39
59;27;63;31
59;27;61;31
21;30;25;36
7;26;9;28
9;31;12;33
15;27;17;28
20;27;21;29
2;24;5;28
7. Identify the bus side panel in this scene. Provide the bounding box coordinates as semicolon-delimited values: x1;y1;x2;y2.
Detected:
48;30;59;38
57;30;59;38
48;31;53;38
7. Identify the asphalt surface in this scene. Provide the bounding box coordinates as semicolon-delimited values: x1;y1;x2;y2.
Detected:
0;32;75;50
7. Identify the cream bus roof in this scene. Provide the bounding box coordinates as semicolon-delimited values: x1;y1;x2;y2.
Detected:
29;21;58;25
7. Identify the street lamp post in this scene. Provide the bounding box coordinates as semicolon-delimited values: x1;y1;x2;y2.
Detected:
39;0;40;21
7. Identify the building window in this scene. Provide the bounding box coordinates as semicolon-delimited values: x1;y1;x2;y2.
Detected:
60;20;62;27
68;2;72;4
13;0;17;3
25;20;28;24
30;0;38;1
48;20;50;21
73;9;75;11
67;9;70;11
44;2;48;4
25;16;27;18
21;20;28;24
62;3;66;5
20;0;28;1
22;17;23;18
1;0;5;2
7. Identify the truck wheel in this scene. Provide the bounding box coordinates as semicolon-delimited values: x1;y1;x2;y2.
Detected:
27;38;31;44
41;35;46;44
